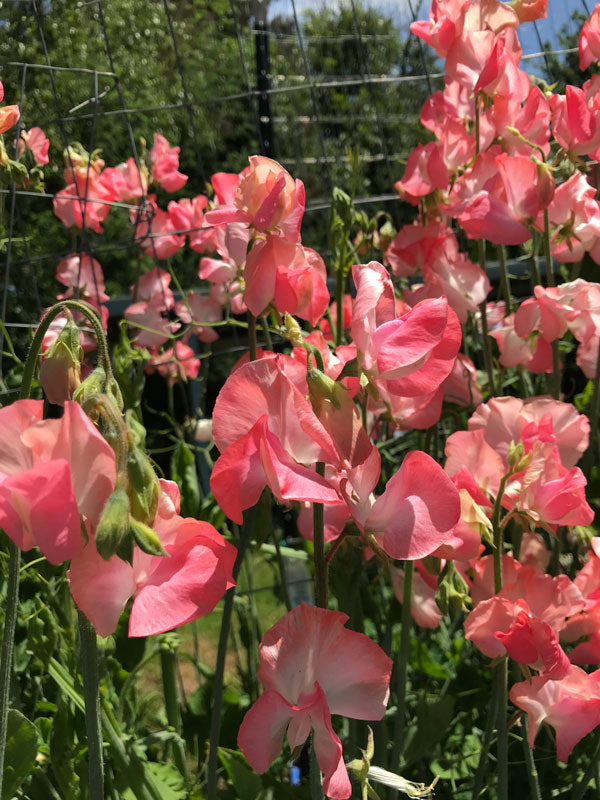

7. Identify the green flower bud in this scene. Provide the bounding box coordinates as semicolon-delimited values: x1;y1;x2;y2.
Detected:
95;487;131;561
435;561;471;616
39;319;83;405
306;367;342;414
130;518;168;557
127;445;160;526
72;365;107;405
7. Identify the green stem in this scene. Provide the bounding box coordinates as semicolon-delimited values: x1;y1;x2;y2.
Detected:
497;245;512;315
520;702;541;800
0;540;20;800
477;242;496;396
261;316;273;351
310;738;323;799
495;658;509;800
313;462;328;609
470;684;499;800
159;641;190;785
273;531;292;612
571;727;600;800
20;300;111;400
247;312;257;361
491;475;509;800
390;560;414;796
206;529;251;800
543;208;555;288
78;612;104;800
335;271;345;346
585;339;600;477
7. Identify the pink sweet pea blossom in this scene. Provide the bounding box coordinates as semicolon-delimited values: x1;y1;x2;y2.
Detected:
210;355;342;523
511;665;600;761
541;171;600;262
124;296;180;349
131;266;174;310
351;262;461;397
206;156;305;240
56;253;109;306
54;169;119;234
391;561;443;629
168;195;214;252
0;400;115;564
175;291;222;343
20;127;49;165
132;197;185;259
238;603;392;799
511;0;548;22
550;86;600;158
394;142;449;204
68;481;236;637
147;340;201;384
410;0;469;58
364;451;461;560
148;133;188;192
0;105;20;134
468;395;590;469
580;5;600;70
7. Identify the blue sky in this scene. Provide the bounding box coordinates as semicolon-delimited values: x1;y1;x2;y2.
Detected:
267;0;590;61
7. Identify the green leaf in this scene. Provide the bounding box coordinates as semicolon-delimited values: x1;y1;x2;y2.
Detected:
123;762;186;800
2;708;41;800
404;697;455;764
171;439;200;517
218;747;262;800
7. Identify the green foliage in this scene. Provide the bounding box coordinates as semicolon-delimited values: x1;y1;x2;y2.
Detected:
170;439;200;517
2;709;40;799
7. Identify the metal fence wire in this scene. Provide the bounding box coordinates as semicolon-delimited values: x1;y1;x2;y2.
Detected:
0;0;591;379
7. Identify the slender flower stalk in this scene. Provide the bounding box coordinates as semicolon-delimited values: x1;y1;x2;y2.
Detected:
159;638;190;785
491;474;509;800
390;560;414;798
78;612;104;800
313;461;327;609
477;242;496;396
206;317;257;800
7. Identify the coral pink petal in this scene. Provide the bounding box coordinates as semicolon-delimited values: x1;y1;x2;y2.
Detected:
0;460;81;564
367;451;460;560
68;541;137;637
237;690;294;774
129;526;237;636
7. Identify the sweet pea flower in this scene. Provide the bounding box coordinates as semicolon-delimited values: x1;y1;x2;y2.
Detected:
409;0;469;58
238;603;392;799
147;340;201;384
510;0;548;22
351;262;461;397
511;665;600;761
0;400;115;564
206;156;305;240
391;561;443;629
131;266;174;311
19;127;49;165
68;481;236;637
131;196;185;259
54;169;119;234
245;236;329;325
124;296;180;349
468;395;590;469
210;355;342;524
148;133;188;192
394;142;449;204
580;5;600;70
0;104;20;134
175;291;222;343
550;86;600;158
56;253;109;306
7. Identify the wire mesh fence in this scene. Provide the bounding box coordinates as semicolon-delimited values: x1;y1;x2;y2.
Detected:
0;0;593;383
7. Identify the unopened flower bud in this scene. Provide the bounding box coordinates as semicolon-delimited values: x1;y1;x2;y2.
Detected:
533;156;555;208
508;440;525;471
129;517;168;557
284;312;304;348
127;445;160;527
72;365;107;406
39;319;83;405
435;561;471;616
306;368;342;414
95;487;131;561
